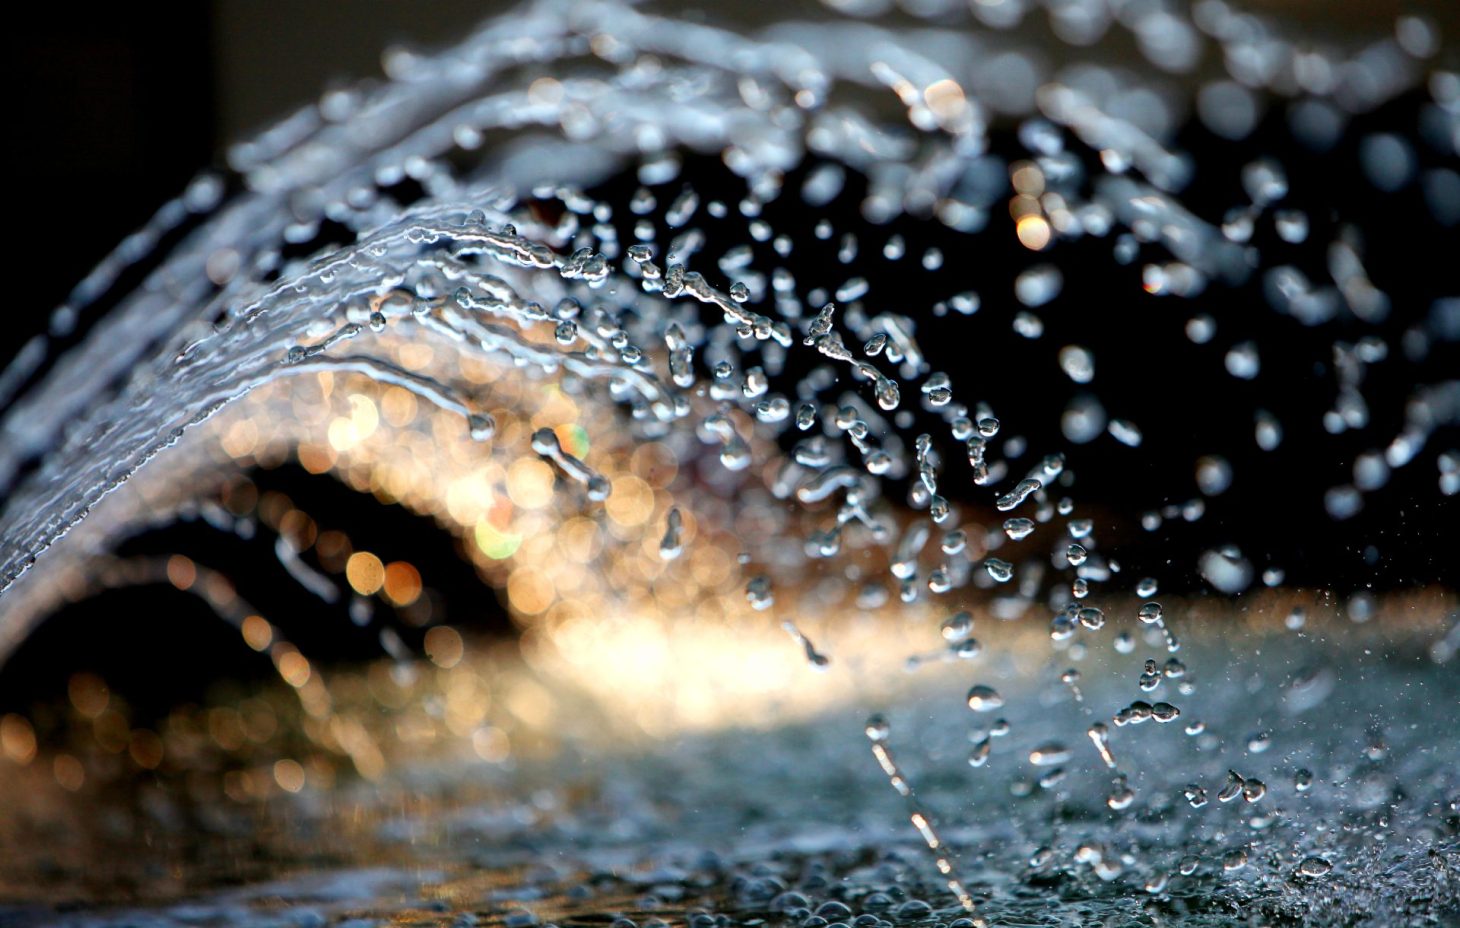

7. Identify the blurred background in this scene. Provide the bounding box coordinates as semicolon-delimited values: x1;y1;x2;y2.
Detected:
12;1;1457;335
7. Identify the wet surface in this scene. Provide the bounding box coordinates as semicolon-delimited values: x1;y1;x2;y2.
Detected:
6;622;1457;927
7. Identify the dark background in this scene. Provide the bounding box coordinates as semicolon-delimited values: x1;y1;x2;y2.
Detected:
3;4;1458;716
11;2;1459;357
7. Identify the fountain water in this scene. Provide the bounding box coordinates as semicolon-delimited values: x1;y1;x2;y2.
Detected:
0;1;1456;924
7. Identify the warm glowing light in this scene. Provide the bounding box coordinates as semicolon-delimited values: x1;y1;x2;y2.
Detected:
383;561;423;606
558;517;601;563
328;417;358;452
380;386;418;426
923;78;967;122
209;707;246;751
273;758;306;793
474;519;523;559
555;423;590;460
1017;215;1052;250
68;672;110;719
507;567;555;615
690;545;735;588
93;710;131;754
1009;193;1042;219
241;700;278;743
279;509;318;548
129;729;164;770
221;769;252;803
444;673;490;735
241;614;273;651
423;626;464;668
397;342;434;369
298;442;336;473
1011;161;1046;196
471;725;510;762
220;417;259;457
349;393;379;436
605;475;654;527
504;678;555;727
277;650;312;688
630;442;679;486
166;555;197;590
346;551;386;595
315;530;352;570
53;754;86;791
506;458;555;509
328;716;386;781
0;714;37;765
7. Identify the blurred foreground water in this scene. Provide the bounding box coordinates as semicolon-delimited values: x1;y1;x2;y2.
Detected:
4;617;1457;927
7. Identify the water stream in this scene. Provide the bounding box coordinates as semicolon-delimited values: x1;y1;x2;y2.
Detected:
1;1;1457;925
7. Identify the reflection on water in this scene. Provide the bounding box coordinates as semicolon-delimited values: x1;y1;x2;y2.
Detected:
3;620;1457;924
1;0;1458;925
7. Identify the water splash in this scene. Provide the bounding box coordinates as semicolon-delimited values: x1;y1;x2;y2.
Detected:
0;0;1458;923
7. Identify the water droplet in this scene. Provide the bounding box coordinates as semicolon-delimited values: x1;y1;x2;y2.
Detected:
468;413;496;442
865;715;890;743
1029;742;1071;766
1003;518;1035;540
1152;702;1181;723
1058;346;1095;383
1088;723;1117;768
968;738;991;767
941;611;973;641
659;507;684;560
1107;775;1135;810
1218;770;1246;803
996;478;1042;512
966;685;1004;712
984;558;1014;583
746;575;774;611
